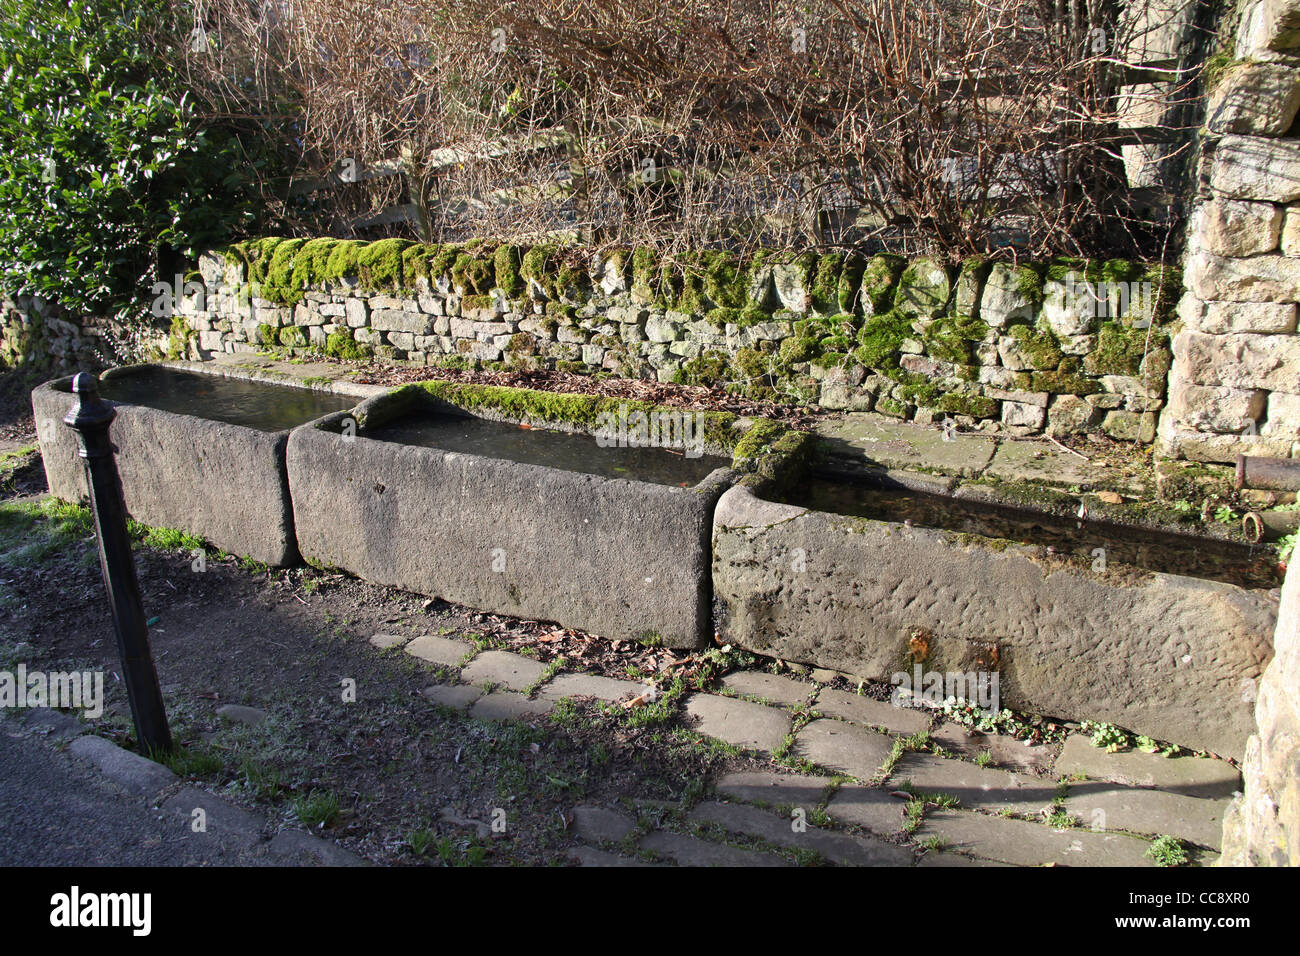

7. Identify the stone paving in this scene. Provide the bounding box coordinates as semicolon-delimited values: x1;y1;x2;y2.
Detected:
407;636;1238;867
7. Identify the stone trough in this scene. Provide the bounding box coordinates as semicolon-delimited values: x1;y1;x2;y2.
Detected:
285;383;764;648
712;475;1280;759
32;363;361;566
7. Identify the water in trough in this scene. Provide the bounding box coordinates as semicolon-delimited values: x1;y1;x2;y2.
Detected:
783;475;1281;589
98;367;356;432
365;411;730;487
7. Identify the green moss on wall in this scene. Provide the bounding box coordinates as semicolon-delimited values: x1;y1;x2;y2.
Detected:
357;238;413;291
811;253;844;313
859;254;905;314
1006;323;1063;371
323;240;363;283
933;392;998;418
325;328;372;361
853;311;913;370
494;243;524;298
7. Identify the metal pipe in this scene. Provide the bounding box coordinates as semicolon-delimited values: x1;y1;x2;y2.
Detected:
63;372;173;755
1236;454;1300;492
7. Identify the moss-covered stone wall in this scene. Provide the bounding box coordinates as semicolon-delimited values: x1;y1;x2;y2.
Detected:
170;237;1179;441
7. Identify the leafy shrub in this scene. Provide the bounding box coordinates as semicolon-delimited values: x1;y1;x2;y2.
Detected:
0;0;262;322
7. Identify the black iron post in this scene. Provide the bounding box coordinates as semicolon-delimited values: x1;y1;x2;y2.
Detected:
63;372;173;755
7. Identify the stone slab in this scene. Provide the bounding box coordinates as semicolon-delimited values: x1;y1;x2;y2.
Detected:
690;801;913;866
405;634;475;666
1064;784;1231;850
571;805;638;843
267;829;366;866
984;440;1098;489
19;708;83;740
915;849;1013;867
216;704;268;727
720;671;815;706
542;672;643;702
567;846;659;867
889;753;1056;813
825;784;910;836
68;735;177;798
684;694;791;753
792;718;894;780
369;633;410;650
930;724;1057;775
918;809;1154;867
459;650;548;692
639;829;792;867
420;684;483;710
160;787;264;846
815;414;996;478
716;771;832;809
1055;734;1241;799
468;690;554;722
815;688;932;735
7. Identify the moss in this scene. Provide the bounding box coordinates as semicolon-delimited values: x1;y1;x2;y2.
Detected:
244;237;287;285
897;377;942;407
1030;370;1101;395
779;335;820;365
323;240;363;284
256;322;278;346
837;253;867;313
494;243;525;298
506;332;534;355
875;397;910;419
544;301;577;322
1084;321;1169;377
733;346;770;381
408;380;745;452
933;392;998;418
521;244;558;294
325;328;372;361
811;253;844;313
668;253;706;312
261;238;307;303
1006;323;1063;371
428;244;462;282
357;238;413;291
923;313;988;365
278;325;308;349
165;313;194;359
402;243;435;289
701;250;747;309
853;311;913;370
1012;263;1046;306
452;249;496;295
859;254;906;314
554;260;589;301
631;247;660;302
731;419;785;461
675;350;730;386
463;294;494;312
288;238;338;296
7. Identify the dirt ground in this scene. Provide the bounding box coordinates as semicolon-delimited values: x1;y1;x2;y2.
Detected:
0;366;837;865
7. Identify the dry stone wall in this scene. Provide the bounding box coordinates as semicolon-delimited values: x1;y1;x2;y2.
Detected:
165;239;1178;443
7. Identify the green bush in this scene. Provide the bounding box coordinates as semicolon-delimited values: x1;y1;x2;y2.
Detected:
0;0;263;320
